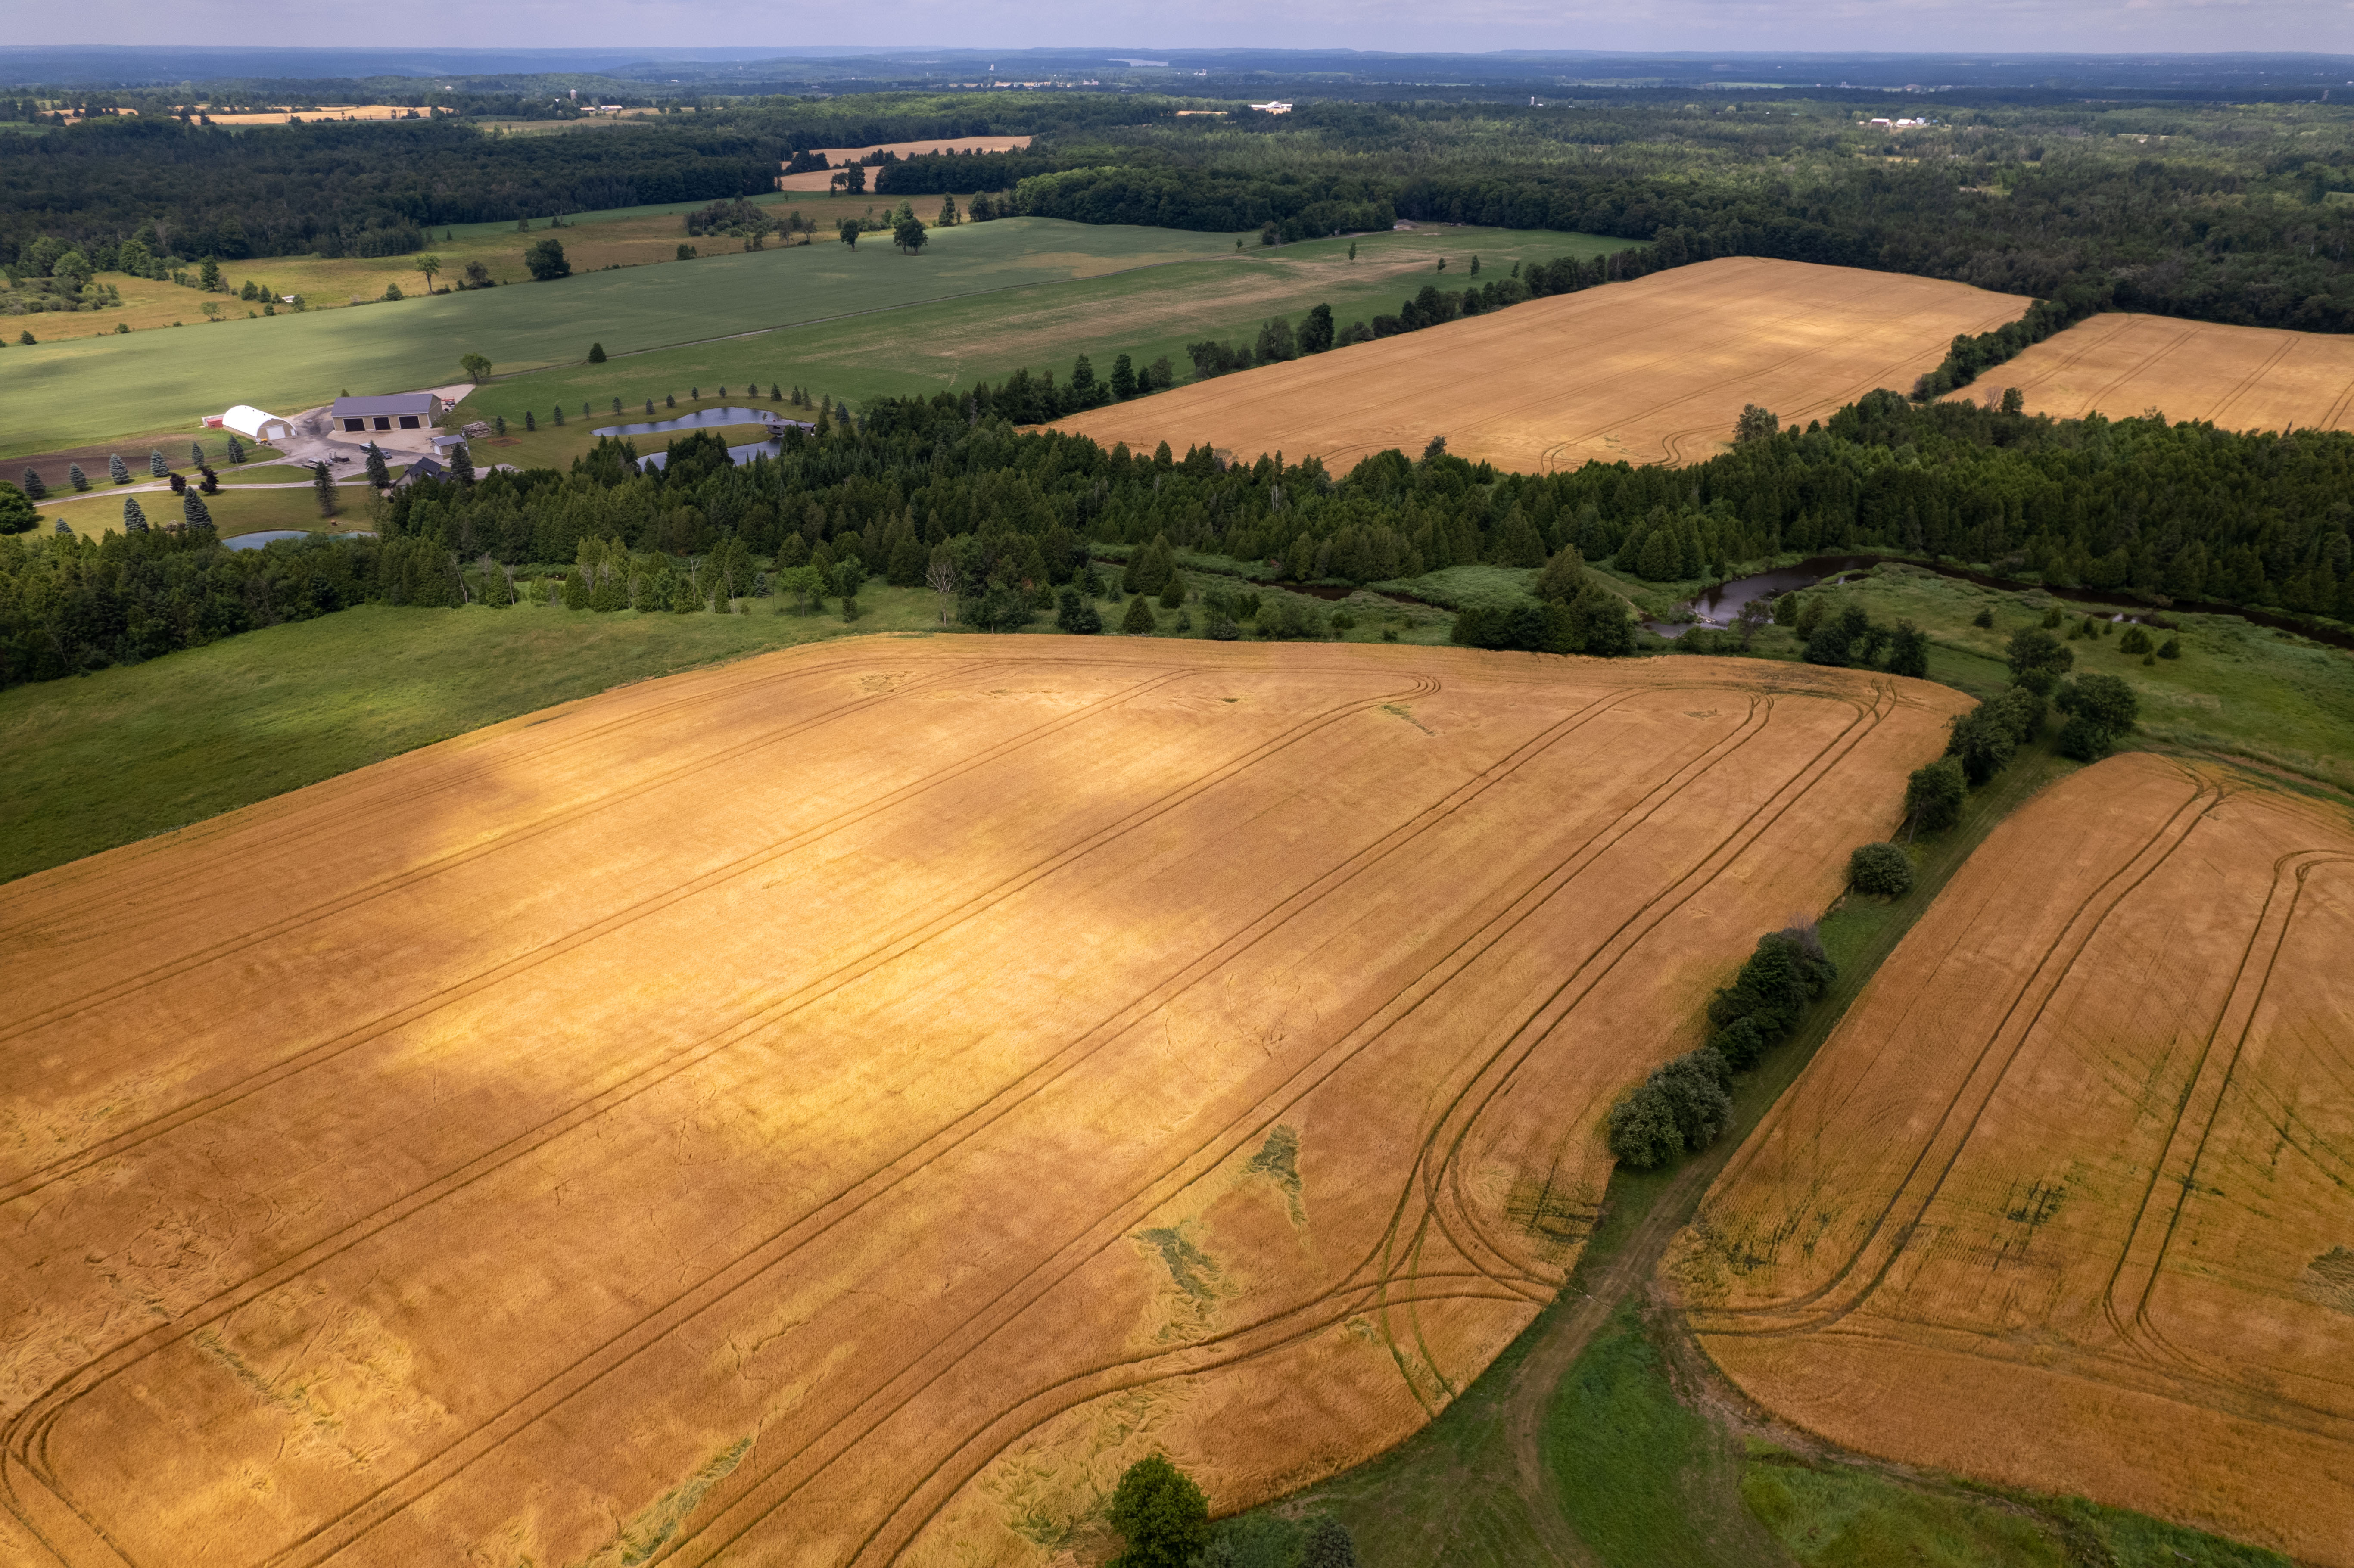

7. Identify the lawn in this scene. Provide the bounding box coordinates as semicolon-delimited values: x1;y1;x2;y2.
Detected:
0;222;1632;463
0;591;952;884
42;475;384;541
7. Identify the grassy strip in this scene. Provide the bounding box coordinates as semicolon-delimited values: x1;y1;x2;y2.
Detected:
0;592;950;884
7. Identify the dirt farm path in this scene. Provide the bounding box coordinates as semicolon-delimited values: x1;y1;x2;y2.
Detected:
1474;737;2076;1564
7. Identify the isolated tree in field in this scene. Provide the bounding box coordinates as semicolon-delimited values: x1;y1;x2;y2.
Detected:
2006;627;2073;680
199;256;221;291
1108;1456;1208;1568
121;496;148;532
361;443;391;488
925;546;960;622
523;237;570;280
189;442;206;467
893;212;928;254
68;463;90;491
1848;841;1914;896
1347;240;1357;261
937;194;959;227
417;254;441;293
839;219;860;247
588;342;607;363
1301;1518;1358;1568
551;404;564;426
461;352;492;383
1904;756;1967;833
1945;703;2016;785
148;450;168;477
181;488;213;530
311;461;337;517
1158;571;1185;609
107;453;130;485
450;442;476;484
224;435;245;465
20;467;45;500
1123;594;1157;634
1733;404;1779;444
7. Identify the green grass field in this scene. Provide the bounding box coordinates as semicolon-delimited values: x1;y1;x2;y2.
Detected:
0;222;1631;462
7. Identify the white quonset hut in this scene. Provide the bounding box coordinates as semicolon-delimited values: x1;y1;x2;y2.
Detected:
329;392;446;434
220;404;296;442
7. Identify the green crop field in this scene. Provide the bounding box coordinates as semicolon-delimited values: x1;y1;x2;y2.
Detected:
0;222;1629;462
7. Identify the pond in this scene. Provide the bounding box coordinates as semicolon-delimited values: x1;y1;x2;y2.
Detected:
636;439;784;473
592;407;813;438
224;529;377;551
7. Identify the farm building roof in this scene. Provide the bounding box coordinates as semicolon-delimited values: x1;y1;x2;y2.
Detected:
330;392;440;419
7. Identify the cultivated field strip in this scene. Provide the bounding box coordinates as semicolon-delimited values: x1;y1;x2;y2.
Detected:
1956;309;2354;434
1672;755;2354;1566
1052;257;2030;473
0;640;1962;1568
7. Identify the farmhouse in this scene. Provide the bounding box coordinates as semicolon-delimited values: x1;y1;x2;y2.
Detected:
330;391;445;434
218;404;295;442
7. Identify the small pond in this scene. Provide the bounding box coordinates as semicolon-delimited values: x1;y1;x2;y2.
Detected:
224;530;377;551
592;408;813;439
636;439;784;473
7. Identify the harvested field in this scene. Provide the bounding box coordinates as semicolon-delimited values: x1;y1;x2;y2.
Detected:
0;638;1961;1568
779;136;1032;189
1670;754;2354;1565
1950;311;2354;432
1051;257;2029;472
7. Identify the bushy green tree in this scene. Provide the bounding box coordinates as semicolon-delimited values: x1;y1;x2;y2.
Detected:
524;237;570;280
20;467;45;501
1158;572;1185;609
588;342;607;363
1300;1517;1358;1568
148;449;169;478
1108;1456;1209;1568
1886;619;1929;678
181;488;213;530
1607;1081;1682;1169
2006;627;2074;680
1904;756;1967;833
224;435;245;465
0;483;37;535
1945;703;2017;785
2055;673;2139;760
1535;544;1585;603
121;496;148;532
364;443;392;489
1056;586;1103;633
1847;841;1915;896
1122;593;1158;634
68;463;90;491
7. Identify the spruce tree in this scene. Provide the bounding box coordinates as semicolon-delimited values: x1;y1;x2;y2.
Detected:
122;496;148;532
56;517;72;535
108;453;129;484
312;461;338;517
1535;544;1585;602
451;442;476;484
189;442;205;467
553;405;565;425
68;463;89;491
524;410;536;431
149;449;168;477
1158;572;1185;609
21;467;45;500
181;488;213;529
1123;594;1158;634
364;442;391;488
225;435;246;465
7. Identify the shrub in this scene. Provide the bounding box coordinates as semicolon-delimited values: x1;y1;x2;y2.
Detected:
1971;606;1995;628
2158;635;2182;659
587;341;607;363
1158;573;1184;609
1847;841;1915;897
1258;595;1326;641
2118;624;2153;655
1121;593;1158;634
1904;756;1968;832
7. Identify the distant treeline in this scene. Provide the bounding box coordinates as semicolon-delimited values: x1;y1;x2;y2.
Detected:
8;335;2351;689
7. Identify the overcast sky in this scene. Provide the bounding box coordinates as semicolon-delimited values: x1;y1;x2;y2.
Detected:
21;0;2354;58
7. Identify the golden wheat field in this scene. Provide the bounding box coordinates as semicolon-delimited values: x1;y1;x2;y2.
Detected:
778;137;1033;190
1951;310;2354;432
1671;753;2354;1565
1051;257;2028;472
0;637;1962;1568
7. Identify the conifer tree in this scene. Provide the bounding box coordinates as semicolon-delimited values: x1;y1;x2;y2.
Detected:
364;443;392;488
122;496;148;532
451;442;476;484
1123;594;1157;634
225;435;246;465
524;410;536;431
553;405;565;425
68;463;89;491
313;461;338;516
56;517;72;535
1535;544;1585;602
181;488;213;529
108;454;130;484
189;442;206;467
21;468;45;500
149;449;168;477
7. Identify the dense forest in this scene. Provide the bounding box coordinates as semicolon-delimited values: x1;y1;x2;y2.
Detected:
9;381;2349;688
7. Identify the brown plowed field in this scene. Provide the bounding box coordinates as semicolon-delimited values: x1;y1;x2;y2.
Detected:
1947;310;2354;432
0;638;1962;1568
1670;754;2354;1565
1050;257;2029;472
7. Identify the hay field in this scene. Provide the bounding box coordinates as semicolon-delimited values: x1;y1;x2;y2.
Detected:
1952;311;2354;432
780;136;1031;189
0;638;1960;1568
1671;754;2354;1565
1051;257;2028;472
